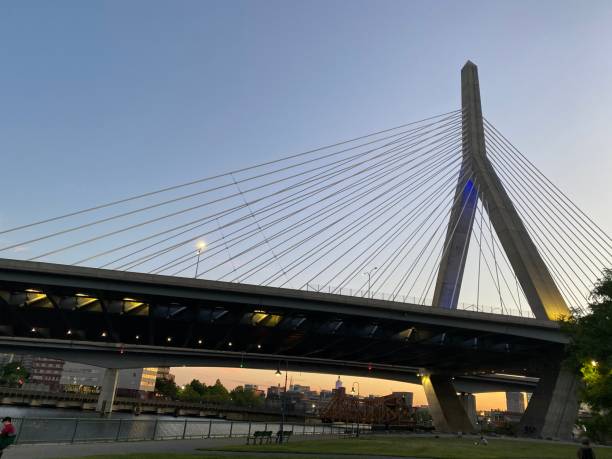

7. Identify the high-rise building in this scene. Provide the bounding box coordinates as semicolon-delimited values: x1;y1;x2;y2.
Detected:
506;392;526;413
116;368;158;397
60;362;105;392
156;367;175;382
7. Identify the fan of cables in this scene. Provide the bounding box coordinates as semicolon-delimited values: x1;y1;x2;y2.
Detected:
1;110;608;318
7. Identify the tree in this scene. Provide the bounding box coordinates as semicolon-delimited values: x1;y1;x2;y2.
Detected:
0;362;29;387
188;379;207;397
230;386;264;407
564;269;612;441
205;379;231;403
155;377;179;399
178;384;202;402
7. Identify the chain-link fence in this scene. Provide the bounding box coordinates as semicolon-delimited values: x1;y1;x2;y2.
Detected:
9;417;365;444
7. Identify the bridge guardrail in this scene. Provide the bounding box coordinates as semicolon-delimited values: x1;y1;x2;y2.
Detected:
304;283;532;317
9;417;368;445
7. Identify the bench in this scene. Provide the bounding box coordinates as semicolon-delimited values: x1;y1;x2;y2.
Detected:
246;430;272;445
276;430;293;443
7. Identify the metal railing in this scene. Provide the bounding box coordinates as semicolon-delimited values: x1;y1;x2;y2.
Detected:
304;283;533;318
9;417;367;445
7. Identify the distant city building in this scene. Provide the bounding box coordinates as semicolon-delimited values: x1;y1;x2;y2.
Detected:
266;385;282;399
291;384;310;393
506;392;526;413
244;384;265;397
392;392;414;408
117;368;158;397
60;362;105;392
156;367;175;382
16;356;64;391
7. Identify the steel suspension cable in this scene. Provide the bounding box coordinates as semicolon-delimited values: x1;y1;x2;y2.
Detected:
0;110;461;236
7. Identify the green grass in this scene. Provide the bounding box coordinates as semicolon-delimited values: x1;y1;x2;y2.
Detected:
58;455;300;459
58;436;612;459
214;435;612;459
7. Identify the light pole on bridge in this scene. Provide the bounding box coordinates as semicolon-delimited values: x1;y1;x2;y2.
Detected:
194;240;207;279
363;267;377;299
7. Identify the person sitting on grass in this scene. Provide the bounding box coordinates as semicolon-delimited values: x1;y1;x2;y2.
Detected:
577;438;596;459
0;417;16;458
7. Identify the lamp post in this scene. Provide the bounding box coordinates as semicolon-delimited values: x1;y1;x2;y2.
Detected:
194;241;207;279
275;360;288;443
351;382;361;437
363;267;377;299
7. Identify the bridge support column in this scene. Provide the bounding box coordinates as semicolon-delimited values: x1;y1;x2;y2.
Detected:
421;372;476;433
459;392;478;427
96;368;119;417
518;361;579;440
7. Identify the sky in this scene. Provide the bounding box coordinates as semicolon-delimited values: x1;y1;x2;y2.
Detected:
1;0;612;410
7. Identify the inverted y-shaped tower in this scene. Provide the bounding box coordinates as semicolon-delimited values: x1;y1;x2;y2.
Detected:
432;61;570;321
421;61;578;440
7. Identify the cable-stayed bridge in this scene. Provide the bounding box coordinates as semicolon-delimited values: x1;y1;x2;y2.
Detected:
0;62;609;439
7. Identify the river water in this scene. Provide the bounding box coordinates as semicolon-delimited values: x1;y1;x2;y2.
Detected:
0;405;196;420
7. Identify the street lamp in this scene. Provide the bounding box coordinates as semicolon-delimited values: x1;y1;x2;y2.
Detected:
351;382;361;437
363;267;377;299
195;240;207;279
274;361;289;443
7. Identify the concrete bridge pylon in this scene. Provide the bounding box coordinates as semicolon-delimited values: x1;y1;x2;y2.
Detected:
421;61;578;440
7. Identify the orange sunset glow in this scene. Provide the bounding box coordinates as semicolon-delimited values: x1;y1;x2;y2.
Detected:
171;367;508;411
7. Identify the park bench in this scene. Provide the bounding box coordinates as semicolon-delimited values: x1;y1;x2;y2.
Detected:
246;430;272;445
275;430;292;443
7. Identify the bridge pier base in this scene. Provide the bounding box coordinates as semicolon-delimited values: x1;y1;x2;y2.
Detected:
96;368;119;417
518;361;579;440
421;372;476;434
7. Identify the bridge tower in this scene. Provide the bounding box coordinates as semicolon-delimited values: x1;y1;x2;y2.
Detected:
421;61;578;439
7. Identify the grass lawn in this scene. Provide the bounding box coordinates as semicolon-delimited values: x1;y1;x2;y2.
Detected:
214;435;612;459
58;455;299;459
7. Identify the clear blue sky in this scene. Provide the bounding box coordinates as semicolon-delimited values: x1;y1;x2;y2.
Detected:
1;1;611;409
1;0;611;231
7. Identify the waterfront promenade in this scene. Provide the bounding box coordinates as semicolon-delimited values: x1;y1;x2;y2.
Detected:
1;436;261;458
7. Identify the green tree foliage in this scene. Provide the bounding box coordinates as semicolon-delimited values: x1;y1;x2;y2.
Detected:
178;384;202;402
155;377;179;399
230;386;264;407
176;378;232;404
189;379;207;397
564;269;612;441
206;379;231;403
0;362;29;387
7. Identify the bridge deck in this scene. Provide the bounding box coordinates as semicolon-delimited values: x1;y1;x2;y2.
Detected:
0;258;564;390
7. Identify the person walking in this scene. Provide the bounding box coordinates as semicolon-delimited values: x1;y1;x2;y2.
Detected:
577;438;596;459
0;417;16;458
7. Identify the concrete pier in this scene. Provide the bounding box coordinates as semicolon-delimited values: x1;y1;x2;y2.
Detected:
95;368;119;416
421;372;475;433
518;360;579;440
